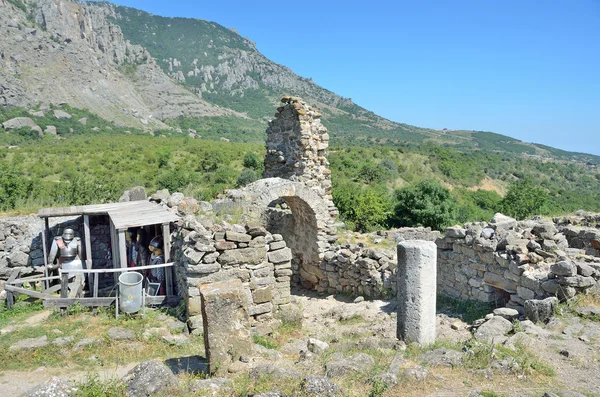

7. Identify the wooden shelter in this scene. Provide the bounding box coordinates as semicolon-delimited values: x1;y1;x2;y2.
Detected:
37;201;180;295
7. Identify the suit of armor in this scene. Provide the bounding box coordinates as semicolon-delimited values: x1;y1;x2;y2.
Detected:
48;228;82;271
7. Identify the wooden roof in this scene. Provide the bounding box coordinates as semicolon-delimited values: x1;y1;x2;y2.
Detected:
37;201;180;230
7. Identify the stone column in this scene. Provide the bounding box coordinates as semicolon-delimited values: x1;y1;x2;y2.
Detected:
397;240;437;345
200;279;252;375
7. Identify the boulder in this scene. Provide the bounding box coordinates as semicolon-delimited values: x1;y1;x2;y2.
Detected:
20;377;76;397
490;213;517;231
53;109;72;119
44;125;57;135
301;375;343;397
493;307;520;321
550;261;577;277
9;335;48;352
2;117;38;130
473;316;512;343
121;361;176;397
524;297;558;323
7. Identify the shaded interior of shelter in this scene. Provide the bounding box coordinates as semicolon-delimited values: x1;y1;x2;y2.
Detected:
265;196;321;290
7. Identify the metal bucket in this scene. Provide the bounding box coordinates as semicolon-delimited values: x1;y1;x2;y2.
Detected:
118;271;143;314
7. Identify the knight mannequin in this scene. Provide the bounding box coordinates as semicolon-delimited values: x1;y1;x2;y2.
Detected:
47;228;82;272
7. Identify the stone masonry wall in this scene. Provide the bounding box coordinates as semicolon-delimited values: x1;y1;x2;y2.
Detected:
436;214;600;312
263;96;337;217
172;215;293;335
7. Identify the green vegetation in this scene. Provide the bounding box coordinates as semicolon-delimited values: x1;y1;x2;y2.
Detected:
6;0;27;13
500;177;549;220
74;374;125;397
393;180;457;230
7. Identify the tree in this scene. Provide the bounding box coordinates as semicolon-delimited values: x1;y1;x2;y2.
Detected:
333;181;392;232
243;152;263;172
500;177;548;220
236;168;257;187
392;180;456;230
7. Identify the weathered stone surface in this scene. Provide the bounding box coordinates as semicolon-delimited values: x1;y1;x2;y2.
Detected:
551;261;577;277
190;378;233;394
397;241;437;345
419;347;463;367
325;353;375;377
122;361;176;397
252;286;272;304
267;247;292;264
20;377;76;397
53;109;72;119
576;262;596;277
301;375;343;397
490;213;517;230
2;117;38;130
218;247;266;266
483;272;517;292
251;363;300;380
215;241;236;250
188;263;221;275
107;327;136;341
307;337;330;354
225;231;252;243
200;279;252;375
493;307;520;321
557;275;596;288
10;335;48;352
474;316;512;343
524;297;558;323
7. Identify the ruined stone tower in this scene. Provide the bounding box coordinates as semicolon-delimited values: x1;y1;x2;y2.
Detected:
263;96;337;217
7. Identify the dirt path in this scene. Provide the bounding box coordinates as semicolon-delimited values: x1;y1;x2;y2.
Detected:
0;362;138;397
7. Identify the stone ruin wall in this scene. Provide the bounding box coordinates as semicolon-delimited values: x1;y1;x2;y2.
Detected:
263;96;337;218
436;214;600;312
172;215;294;335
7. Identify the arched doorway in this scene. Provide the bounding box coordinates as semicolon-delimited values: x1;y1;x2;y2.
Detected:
241;178;337;291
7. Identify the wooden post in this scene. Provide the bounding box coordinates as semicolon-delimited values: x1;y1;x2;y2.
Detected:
110;219;118;285
162;223;173;296
83;215;93;289
118;229;127;270
60;273;69;298
41;217;49;292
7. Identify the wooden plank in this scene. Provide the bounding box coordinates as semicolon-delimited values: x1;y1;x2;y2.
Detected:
7;269;21;283
93;272;99;298
60;262;173;274
8;275;60;285
41;218;49;292
162;223;173;296
44;297;115;308
83;215;93;288
118;229;127;269
110;218;118;285
4;284;52;299
40;295;179;308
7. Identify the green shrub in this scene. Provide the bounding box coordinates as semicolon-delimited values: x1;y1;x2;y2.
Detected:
392;180;457;230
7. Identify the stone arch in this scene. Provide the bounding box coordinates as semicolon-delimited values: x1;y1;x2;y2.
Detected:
241;178;336;289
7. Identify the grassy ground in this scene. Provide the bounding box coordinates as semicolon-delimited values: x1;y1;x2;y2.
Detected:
0;298;203;373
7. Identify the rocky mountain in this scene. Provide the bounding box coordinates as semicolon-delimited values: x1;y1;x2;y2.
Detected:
1;0;599;164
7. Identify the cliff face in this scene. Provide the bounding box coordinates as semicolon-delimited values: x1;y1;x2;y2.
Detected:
0;0;234;128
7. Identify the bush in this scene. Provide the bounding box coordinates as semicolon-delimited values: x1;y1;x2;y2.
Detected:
236;168;257;187
333;181;392;232
392;180;456;230
500;177;549;220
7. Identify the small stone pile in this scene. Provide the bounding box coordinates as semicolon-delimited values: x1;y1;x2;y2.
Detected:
172;215;293;334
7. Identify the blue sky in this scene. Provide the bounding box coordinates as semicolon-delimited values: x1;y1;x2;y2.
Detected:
107;0;599;156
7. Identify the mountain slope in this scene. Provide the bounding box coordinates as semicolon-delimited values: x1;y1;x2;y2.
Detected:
0;0;598;165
